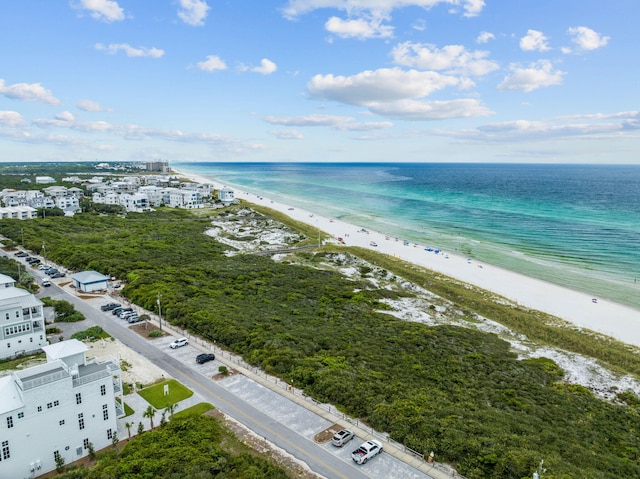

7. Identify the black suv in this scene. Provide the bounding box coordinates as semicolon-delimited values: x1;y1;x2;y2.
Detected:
196;353;215;364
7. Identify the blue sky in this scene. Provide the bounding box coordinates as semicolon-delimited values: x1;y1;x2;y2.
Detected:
0;0;637;164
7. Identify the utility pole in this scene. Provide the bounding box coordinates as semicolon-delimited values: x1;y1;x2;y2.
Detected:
21;228;24;247
157;292;162;331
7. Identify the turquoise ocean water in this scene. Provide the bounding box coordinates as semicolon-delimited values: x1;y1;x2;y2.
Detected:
176;162;640;309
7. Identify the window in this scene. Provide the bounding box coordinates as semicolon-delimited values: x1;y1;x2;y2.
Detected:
17;412;23;419
1;441;9;461
83;438;89;450
54;450;61;462
6;417;13;429
76;393;82;404
5;313;8;320
15;311;19;318
100;384;106;396
47;402;53;409
59;420;65;426
54;400;59;407
78;413;84;430
106;429;113;440
37;406;42;412
102;404;108;421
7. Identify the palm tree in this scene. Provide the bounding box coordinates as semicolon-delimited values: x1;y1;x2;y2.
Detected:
125;421;132;439
164;403;177;419
143;405;156;430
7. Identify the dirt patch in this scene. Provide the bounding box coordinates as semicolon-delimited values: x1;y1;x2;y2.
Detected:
128;322;169;338
314;424;341;444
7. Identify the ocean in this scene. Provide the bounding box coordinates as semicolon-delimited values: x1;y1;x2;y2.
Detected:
175;162;640;309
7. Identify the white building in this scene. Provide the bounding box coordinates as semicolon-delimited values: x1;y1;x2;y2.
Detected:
0;339;123;478
71;271;110;293
0;276;47;359
218;187;235;204
0;206;37;220
167;188;203;208
119;193;151;213
35;177;56;185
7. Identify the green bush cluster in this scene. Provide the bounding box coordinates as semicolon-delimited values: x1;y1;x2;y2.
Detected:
41;297;85;322
4;209;640;478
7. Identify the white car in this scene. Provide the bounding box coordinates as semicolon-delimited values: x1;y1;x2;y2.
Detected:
169;337;189;349
351;440;383;464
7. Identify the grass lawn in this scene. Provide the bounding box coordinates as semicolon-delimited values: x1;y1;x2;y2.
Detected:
174;402;214;418
137;379;193;409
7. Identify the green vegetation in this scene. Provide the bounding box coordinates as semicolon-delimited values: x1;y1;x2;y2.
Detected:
137;379;194;409
70;326;111;341
56;415;291;479
174;402;215;418
3;209;640;478
40;297;85;322
0;352;44;371
147;330;162;338
0;255;34;289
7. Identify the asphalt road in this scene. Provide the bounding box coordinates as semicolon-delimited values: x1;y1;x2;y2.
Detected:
36;276;371;479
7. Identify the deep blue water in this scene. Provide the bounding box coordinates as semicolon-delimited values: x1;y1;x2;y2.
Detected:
176;162;640;308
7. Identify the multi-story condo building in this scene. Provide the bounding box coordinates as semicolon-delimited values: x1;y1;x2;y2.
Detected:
0;275;47;359
0;339;123;478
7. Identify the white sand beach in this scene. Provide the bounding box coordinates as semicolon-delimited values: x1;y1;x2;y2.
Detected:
176;169;640;349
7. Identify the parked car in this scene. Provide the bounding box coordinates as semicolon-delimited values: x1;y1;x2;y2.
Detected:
29;259;41;265
25;257;39;263
41;280;51;287
170;337;189;349
38;264;50;270
45;268;59;276
15;251;29;257
120;311;137;320
112;306;132;316
50;272;65;278
100;303;121;311
351;440;383;464
331;429;355;447
196;353;215;364
127;315;141;324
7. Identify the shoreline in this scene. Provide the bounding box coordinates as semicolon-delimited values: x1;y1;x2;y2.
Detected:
175;168;640;349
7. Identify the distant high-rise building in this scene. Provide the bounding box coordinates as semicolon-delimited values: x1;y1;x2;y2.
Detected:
145;161;170;173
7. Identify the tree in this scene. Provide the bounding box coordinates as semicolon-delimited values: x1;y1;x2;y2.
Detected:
143;405;156;429
125;422;132;439
137;421;144;435
165;403;177;419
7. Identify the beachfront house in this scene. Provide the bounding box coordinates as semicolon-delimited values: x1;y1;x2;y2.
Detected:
0;339;123;478
0;206;38;220
71;271;110;293
218;187;235;204
0;275;47;359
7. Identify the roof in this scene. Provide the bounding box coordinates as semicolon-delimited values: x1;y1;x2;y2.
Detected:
0;287;42;308
0;375;24;414
71;270;109;284
0;273;15;284
42;339;88;361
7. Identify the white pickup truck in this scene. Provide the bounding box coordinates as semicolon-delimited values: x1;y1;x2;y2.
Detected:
351;440;383;464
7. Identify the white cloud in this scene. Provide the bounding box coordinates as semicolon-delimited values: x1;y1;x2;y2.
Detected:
196;55;227;72
325;16;394;39
0;79;60;105
367;98;492;120
55;111;75;122
77;99;110;112
177;0;210;27
307;68;461;106
567;26;609;51
264;114;355;127
270;129;304;139
72;0;125;23
252;58;278;75
497;60;565;92
282;0;485;20
476;31;495;44
391;41;499;76
520;30;550;52
0;111;25;127
95;43;164;58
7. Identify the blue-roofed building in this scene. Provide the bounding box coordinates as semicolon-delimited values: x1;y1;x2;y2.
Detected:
70;271;109;293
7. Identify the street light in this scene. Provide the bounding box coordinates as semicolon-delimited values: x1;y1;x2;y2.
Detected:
157;292;162;332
